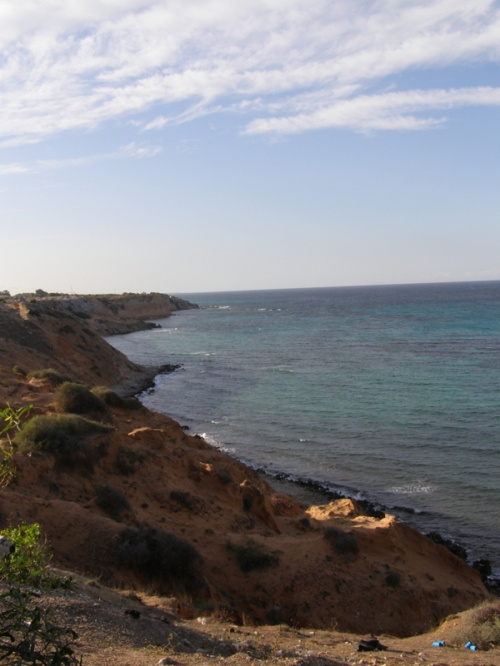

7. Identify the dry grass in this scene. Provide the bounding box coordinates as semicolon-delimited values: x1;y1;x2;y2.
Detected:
449;600;500;650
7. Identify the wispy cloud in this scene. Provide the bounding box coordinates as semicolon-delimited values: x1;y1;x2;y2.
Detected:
1;0;500;146
0;141;161;175
0;163;31;175
246;86;500;134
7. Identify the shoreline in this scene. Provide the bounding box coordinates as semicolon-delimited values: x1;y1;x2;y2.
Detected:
130;364;498;592
2;293;494;636
112;362;181;397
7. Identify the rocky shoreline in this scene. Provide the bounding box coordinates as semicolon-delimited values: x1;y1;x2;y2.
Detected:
127;360;497;594
0;292;494;638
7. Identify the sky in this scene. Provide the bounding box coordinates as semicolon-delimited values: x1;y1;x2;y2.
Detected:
1;0;500;296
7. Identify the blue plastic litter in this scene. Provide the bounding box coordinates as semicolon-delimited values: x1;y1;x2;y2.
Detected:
465;642;477;651
432;641;445;647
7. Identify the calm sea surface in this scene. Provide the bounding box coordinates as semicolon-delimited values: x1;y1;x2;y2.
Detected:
108;282;500;574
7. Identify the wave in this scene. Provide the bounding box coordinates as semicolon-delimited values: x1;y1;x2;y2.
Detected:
387;482;437;495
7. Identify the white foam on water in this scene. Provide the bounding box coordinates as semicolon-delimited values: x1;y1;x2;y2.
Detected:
388;481;437;495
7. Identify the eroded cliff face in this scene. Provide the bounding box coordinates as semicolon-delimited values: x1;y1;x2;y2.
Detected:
0;293;490;637
7;292;198;336
0;293;196;388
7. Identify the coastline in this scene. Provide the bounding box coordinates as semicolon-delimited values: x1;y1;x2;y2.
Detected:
124;360;498;592
107;333;499;585
0;292;493;636
113;286;499;589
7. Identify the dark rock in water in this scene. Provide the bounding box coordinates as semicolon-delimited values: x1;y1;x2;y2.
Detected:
357;499;385;519
472;558;492;583
426;532;468;561
136;364;182;396
391;505;416;515
486;577;500;595
158;364;181;374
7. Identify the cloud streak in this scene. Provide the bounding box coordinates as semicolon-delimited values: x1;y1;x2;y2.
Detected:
1;0;500;146
0;141;161;175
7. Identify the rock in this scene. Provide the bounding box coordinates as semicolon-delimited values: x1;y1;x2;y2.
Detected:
0;536;14;559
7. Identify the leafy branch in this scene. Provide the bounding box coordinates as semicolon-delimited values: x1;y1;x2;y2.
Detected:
0;587;81;664
0;403;32;489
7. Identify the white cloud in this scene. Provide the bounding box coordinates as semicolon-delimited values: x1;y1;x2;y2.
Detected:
246;86;500;134
0;163;30;175
0;141;161;174
1;0;500;146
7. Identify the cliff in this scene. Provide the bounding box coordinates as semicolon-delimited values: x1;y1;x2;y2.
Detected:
0;292;196;389
0;293;490;639
8;291;198;335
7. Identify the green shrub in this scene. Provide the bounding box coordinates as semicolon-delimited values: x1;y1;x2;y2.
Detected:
450;601;500;650
0;587;81;664
323;527;359;557
54;382;109;416
0;523;72;592
91;387;141;410
0;523;48;586
1;403;33;444
93;484;130;520
228;539;279;573
0;403;32;488
27;369;72;386
117;526;204;592
16;414;113;457
12;366;26;377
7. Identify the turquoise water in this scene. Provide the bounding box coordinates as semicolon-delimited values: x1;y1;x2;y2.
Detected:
108;282;500;573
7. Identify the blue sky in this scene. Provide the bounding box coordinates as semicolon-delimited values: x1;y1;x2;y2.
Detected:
1;0;499;295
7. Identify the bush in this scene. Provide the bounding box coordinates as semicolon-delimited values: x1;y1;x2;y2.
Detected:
27;369;72;386
54;382;109;417
117;526;204;592
323;527;359;557
0;587;81;664
385;568;401;588
93;484;130;520
450;601;500;650
0;523;72;592
169;490;203;513
114;446;144;475
0;523;48;586
228;539;279;573
91;387;141;410
16;414;113;458
0;403;32;488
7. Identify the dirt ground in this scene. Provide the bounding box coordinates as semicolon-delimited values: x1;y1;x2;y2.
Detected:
29;571;500;666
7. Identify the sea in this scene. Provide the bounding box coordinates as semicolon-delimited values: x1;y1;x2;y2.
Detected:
107;281;500;576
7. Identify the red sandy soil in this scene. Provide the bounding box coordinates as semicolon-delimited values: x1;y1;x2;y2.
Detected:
0;294;498;665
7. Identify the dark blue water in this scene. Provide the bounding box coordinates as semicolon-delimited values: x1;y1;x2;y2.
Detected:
108;282;500;573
